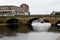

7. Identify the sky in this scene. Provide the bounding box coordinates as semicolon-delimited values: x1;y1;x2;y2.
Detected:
0;0;60;15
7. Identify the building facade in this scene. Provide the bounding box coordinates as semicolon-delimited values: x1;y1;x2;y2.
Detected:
0;4;30;16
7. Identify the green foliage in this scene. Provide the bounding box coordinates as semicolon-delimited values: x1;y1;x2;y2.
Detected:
55;12;60;15
51;11;60;15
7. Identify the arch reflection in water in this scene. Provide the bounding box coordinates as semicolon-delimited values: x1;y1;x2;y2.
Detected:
18;25;32;33
6;18;19;32
31;21;51;32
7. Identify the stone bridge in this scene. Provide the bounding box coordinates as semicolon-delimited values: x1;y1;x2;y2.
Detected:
0;15;60;33
0;15;60;25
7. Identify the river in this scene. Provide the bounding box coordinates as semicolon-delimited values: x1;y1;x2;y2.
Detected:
0;22;60;40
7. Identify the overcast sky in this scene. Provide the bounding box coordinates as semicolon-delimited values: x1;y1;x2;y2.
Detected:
0;0;60;15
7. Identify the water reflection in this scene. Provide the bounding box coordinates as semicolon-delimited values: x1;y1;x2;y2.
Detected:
18;24;33;33
0;23;60;38
0;24;60;34
31;22;51;32
18;24;60;32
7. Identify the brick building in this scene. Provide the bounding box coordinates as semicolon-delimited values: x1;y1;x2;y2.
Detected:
0;4;30;16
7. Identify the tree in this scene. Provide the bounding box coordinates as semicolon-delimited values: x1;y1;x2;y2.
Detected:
51;11;60;15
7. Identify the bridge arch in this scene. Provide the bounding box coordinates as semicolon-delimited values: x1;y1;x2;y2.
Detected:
56;20;60;28
6;18;19;32
28;18;51;25
28;18;39;25
27;18;39;30
44;20;50;23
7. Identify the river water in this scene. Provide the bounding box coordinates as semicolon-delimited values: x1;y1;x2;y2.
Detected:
0;22;60;40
